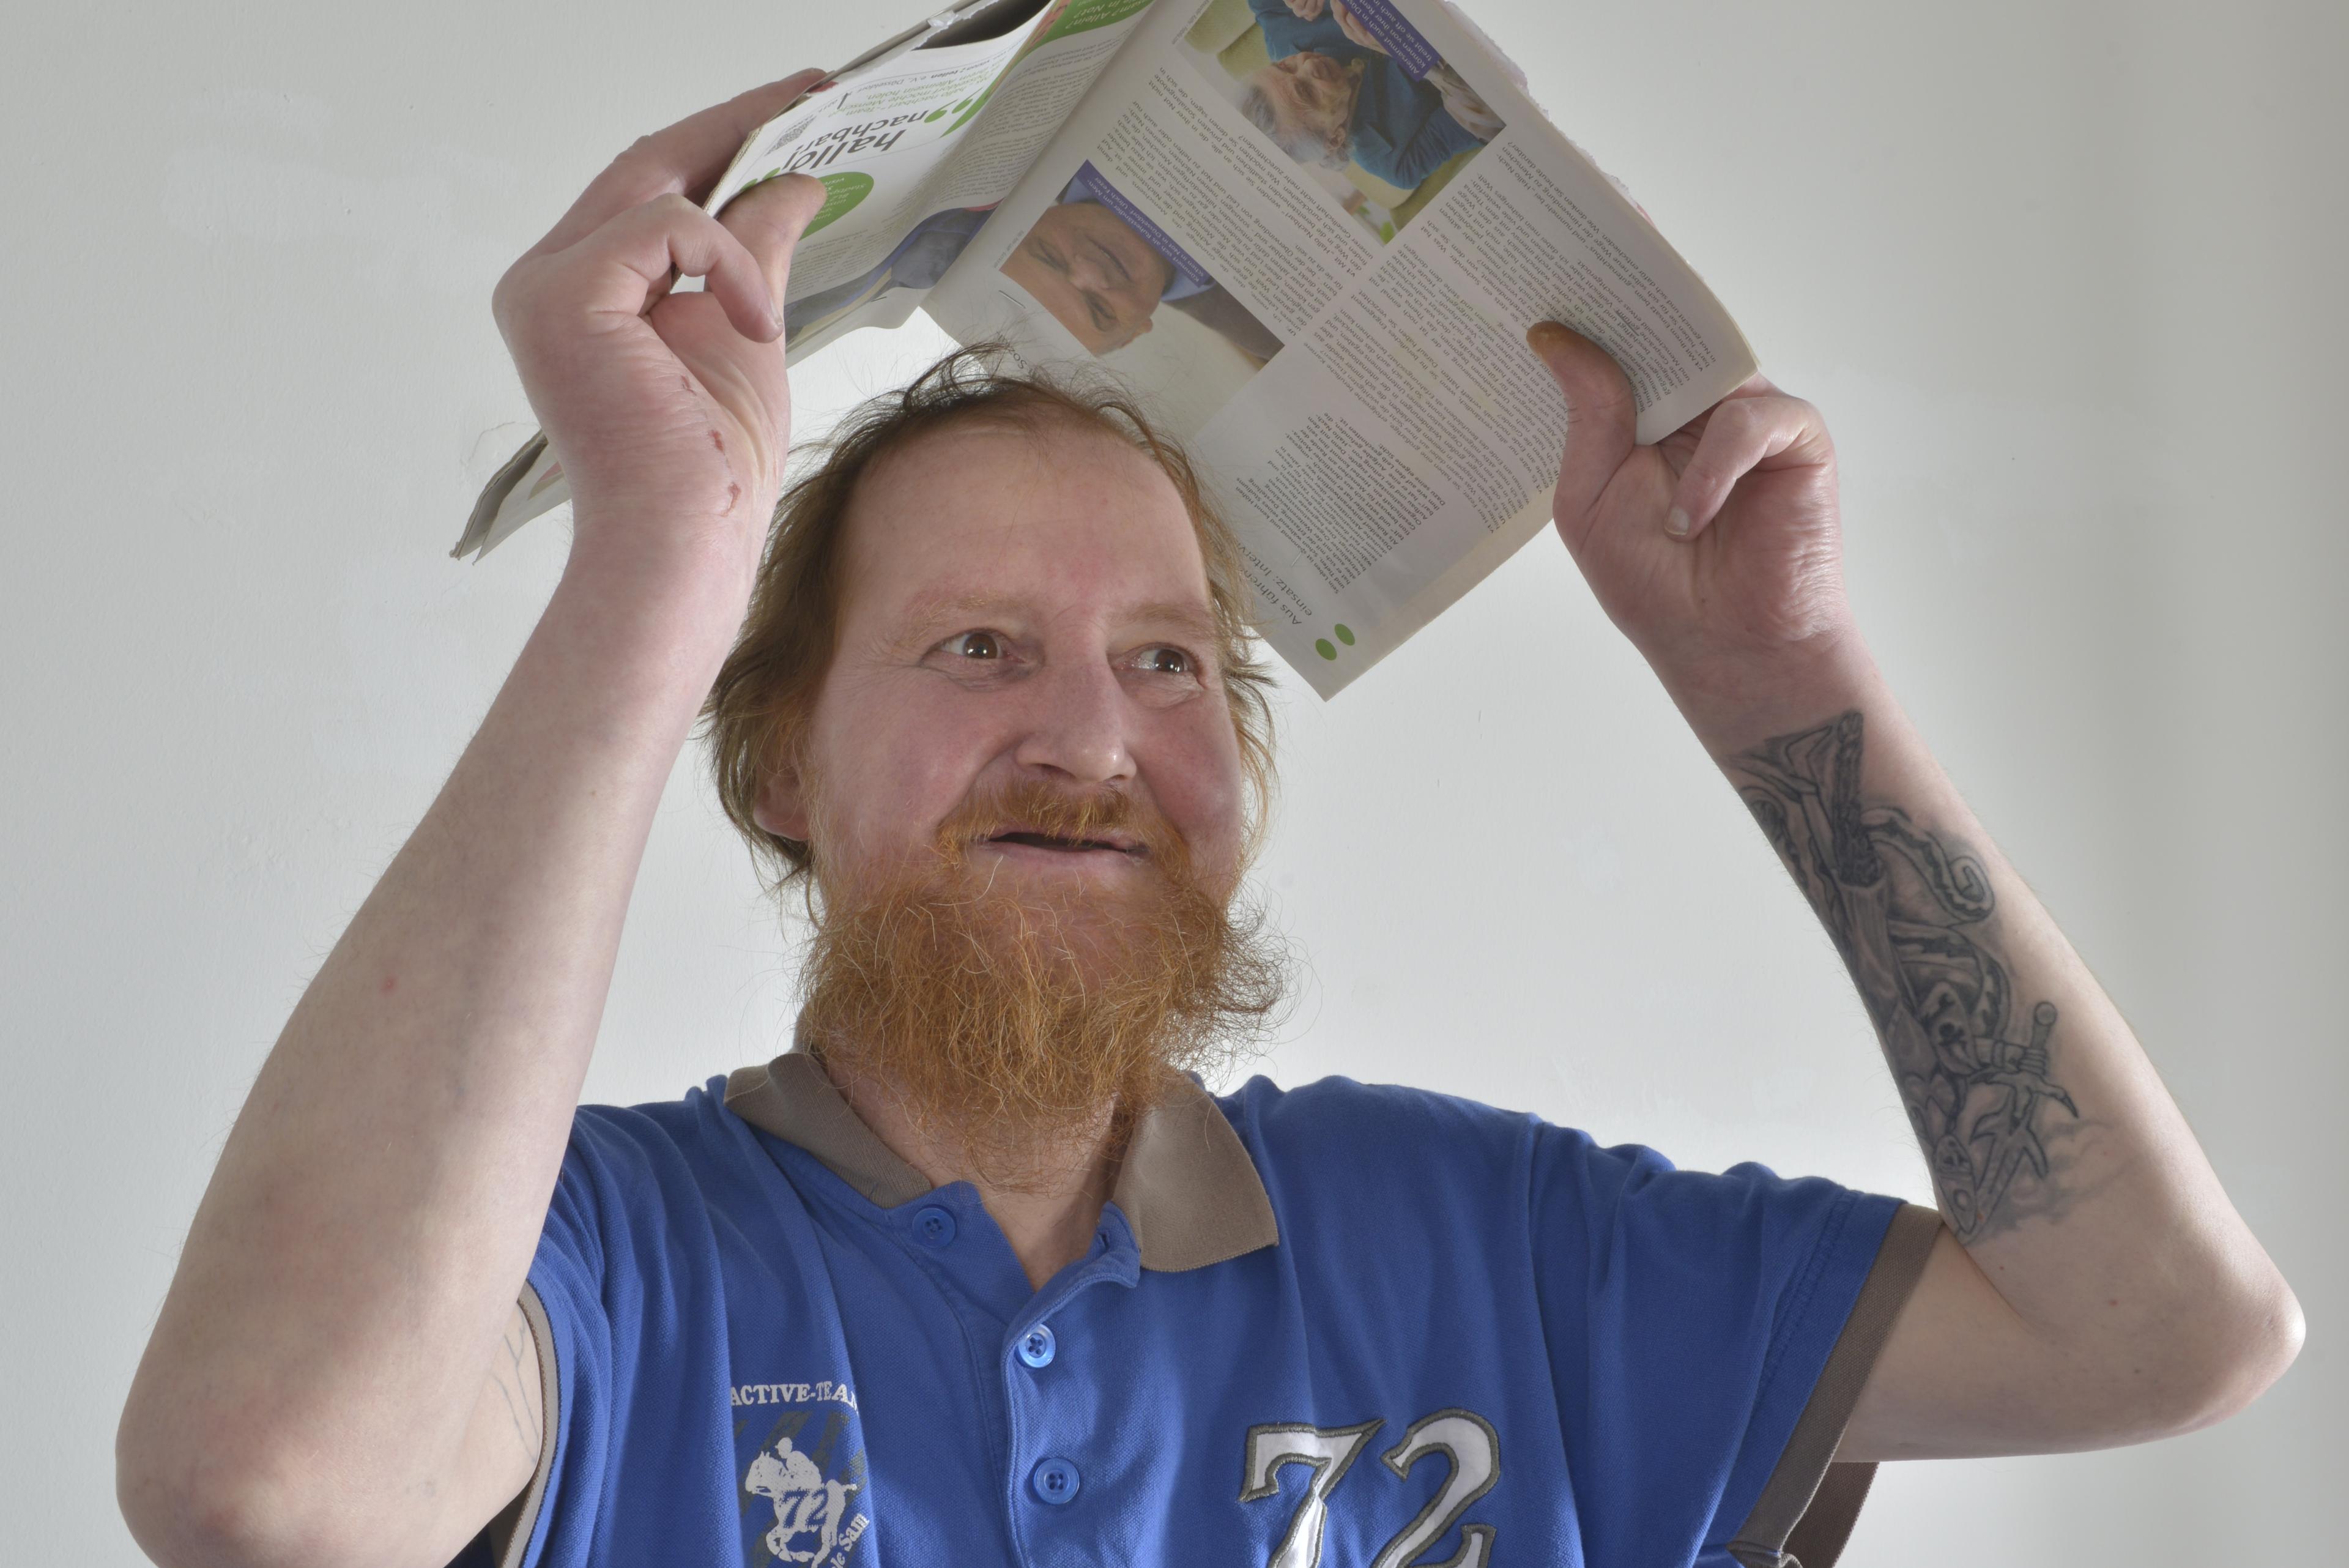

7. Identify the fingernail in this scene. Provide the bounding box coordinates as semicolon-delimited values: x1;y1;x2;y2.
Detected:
1664;507;1691;538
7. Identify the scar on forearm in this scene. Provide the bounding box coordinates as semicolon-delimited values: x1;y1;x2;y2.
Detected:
1732;710;2079;1243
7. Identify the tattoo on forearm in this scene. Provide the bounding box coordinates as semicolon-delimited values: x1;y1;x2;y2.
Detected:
490;1305;543;1464
1734;710;2078;1243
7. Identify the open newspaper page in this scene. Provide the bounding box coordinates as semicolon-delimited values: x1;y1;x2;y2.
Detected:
922;0;1758;696
455;0;1158;559
712;0;1162;358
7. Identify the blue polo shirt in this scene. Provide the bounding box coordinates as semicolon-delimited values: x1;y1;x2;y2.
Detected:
481;1051;1940;1568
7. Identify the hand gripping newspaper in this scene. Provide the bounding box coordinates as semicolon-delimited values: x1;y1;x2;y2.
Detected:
456;0;1759;697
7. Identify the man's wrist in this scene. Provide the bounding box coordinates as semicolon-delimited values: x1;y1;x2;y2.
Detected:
1651;628;1890;760
549;527;761;695
560;504;762;606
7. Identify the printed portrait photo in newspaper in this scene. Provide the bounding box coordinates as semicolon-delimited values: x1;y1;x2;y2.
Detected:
1179;0;1503;243
998;160;1283;408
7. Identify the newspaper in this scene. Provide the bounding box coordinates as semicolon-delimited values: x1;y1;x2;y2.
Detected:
457;0;1757;697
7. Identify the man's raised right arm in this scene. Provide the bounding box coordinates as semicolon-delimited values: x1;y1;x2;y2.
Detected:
115;76;831;1568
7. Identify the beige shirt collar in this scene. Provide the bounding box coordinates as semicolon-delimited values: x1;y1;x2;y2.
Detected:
722;1044;1280;1273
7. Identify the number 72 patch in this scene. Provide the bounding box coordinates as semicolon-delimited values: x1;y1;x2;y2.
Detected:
1241;1410;1499;1568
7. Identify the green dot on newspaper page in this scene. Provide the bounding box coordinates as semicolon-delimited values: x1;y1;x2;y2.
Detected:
1315;639;1337;661
1334;623;1354;646
802;173;874;237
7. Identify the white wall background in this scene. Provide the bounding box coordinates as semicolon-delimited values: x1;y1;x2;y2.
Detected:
4;0;2340;1561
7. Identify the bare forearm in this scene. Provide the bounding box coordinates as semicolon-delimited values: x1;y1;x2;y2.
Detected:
121;547;749;1555
1684;638;2296;1402
1515;318;2298;1452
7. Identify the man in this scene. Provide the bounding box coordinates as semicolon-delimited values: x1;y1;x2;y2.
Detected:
1240;0;1494;189
1001;165;1283;362
117;73;2300;1568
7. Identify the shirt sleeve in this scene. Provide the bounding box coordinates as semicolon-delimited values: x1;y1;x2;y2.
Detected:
1364;96;1483;188
1531;1127;1939;1568
482;1121;620;1568
486;1105;744;1568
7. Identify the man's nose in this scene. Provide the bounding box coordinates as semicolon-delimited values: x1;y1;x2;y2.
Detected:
1011;655;1135;786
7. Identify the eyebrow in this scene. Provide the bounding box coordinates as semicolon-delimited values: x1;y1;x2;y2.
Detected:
1127;598;1223;644
1085;236;1132;286
896;589;1221;646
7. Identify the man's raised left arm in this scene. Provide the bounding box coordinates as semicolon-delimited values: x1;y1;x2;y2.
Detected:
1525;322;2303;1459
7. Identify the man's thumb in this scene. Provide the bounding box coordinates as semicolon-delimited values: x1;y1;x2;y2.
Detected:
718;172;829;331
1527;320;1637;524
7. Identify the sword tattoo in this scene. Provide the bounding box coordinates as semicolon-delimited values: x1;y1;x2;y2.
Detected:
1734;710;2078;1242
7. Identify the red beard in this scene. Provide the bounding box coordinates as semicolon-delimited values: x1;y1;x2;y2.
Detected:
794;778;1288;1191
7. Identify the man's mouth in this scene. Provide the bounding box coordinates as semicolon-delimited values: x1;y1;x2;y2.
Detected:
985;830;1143;857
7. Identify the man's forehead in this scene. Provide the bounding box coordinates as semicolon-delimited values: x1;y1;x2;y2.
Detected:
854;415;1163;513
840;422;1212;625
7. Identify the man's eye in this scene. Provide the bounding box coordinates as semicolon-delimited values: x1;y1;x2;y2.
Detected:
943;630;1004;660
1091;239;1132;284
1135;645;1193;676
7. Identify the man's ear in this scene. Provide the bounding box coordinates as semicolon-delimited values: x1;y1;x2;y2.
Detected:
751;762;812;842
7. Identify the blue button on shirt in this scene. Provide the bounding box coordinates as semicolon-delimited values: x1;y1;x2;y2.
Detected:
490;1050;1939;1568
911;1205;957;1247
1030;1457;1080;1506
